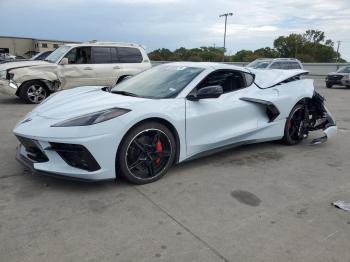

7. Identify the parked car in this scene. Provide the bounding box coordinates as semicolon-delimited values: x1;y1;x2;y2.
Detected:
0;53;18;64
30;51;53;61
325;65;350;88
247;58;303;70
0;41;151;103
13;62;336;184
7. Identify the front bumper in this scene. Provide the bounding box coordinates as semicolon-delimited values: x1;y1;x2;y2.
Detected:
14;132;119;182
16;144;107;182
0;79;19;96
325;79;342;85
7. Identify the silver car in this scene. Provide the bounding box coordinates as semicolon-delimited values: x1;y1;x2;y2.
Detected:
247;58;303;70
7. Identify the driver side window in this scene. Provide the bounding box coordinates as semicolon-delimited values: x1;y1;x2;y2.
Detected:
64;47;92;64
197;70;246;94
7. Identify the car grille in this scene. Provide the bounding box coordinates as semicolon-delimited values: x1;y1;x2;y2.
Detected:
16;136;49;162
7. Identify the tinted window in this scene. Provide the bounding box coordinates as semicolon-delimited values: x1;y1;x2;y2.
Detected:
289;62;301;69
64;47;92;64
92;47;112;64
117;47;143;63
280;62;290;69
197;70;246;93
112;65;204;98
337;66;350;73
270;62;282;69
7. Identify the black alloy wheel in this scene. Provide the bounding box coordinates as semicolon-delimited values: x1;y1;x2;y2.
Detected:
117;122;176;184
282;104;306;145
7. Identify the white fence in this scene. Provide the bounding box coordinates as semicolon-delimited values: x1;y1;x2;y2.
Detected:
151;61;349;77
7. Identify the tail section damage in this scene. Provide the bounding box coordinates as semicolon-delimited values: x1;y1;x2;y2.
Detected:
305;92;337;144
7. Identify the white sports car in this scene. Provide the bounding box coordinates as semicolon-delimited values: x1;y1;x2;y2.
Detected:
13;62;337;184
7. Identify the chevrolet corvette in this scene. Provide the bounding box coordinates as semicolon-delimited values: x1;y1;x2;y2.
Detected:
13;62;337;184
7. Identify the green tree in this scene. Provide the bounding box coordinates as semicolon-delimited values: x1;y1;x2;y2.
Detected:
147;30;346;63
148;48;172;61
273;34;304;58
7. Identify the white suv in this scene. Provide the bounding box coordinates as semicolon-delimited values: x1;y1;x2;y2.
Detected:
0;42;151;103
247;58;303;70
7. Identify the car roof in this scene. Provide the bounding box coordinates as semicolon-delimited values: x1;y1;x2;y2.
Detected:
159;62;251;73
254;58;301;63
64;42;144;49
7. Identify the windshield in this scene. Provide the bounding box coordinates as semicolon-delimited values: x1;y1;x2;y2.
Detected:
45;46;71;63
337;66;350;73
247;60;271;69
112;65;204;98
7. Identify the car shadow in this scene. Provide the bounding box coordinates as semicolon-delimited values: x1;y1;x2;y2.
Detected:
0;96;24;104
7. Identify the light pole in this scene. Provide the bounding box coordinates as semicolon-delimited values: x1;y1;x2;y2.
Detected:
219;12;233;61
336;40;341;63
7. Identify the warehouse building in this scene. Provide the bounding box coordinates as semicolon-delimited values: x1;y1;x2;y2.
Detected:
0;36;80;58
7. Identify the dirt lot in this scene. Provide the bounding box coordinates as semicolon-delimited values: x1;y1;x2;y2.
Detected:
1;78;350;262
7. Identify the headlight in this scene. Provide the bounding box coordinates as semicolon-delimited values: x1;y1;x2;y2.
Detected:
51;108;130;127
0;70;7;79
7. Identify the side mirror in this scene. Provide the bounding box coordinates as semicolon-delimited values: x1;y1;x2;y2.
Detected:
188;85;223;101
59;58;68;65
121;75;133;82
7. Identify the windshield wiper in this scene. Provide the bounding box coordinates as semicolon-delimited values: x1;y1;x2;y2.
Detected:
111;90;139;97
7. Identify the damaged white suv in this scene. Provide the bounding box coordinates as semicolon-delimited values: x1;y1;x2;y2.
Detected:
0;42;151;103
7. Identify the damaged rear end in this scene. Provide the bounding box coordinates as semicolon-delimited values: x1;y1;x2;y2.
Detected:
305;92;337;144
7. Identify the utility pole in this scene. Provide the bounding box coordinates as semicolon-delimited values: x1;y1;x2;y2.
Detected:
219;12;233;62
336;40;341;63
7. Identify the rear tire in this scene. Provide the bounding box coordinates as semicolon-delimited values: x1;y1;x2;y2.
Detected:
326;83;332;88
117;122;176;184
282;104;306;145
19;81;48;104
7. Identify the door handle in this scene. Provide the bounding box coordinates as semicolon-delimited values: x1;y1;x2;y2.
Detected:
84;67;93;70
113;66;121;69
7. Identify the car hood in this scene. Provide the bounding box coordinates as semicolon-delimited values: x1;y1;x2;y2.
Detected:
31;86;148;120
327;72;349;76
251;69;308;88
0;60;51;71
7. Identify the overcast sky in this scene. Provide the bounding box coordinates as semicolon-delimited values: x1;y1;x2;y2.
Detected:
1;0;349;60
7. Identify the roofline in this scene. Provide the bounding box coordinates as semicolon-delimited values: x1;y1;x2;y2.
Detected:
0;35;81;43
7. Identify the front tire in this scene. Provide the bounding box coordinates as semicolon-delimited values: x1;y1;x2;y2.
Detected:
326;83;332;88
282;104;306;145
19;81;48;104
117;122;176;184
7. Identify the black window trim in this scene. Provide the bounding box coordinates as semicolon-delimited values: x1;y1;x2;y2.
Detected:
187;69;251;99
58;45;144;65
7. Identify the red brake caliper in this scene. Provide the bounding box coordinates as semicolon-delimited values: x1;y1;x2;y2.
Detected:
155;139;163;165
